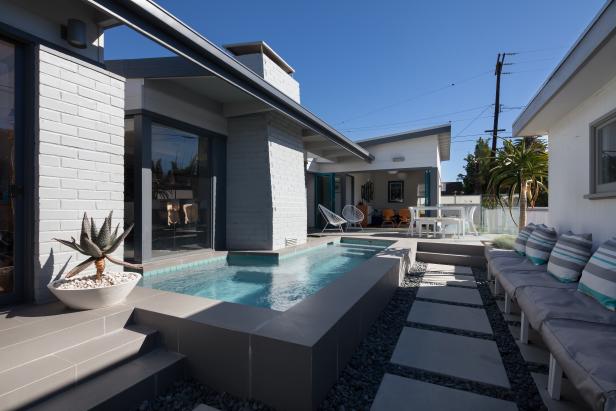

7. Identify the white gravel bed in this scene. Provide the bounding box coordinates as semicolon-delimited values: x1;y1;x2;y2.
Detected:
52;272;141;290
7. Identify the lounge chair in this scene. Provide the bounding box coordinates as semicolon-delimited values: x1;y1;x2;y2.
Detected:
318;204;347;233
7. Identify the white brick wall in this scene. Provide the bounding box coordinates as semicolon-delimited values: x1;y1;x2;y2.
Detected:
34;46;126;302
267;113;307;249
225;112;307;250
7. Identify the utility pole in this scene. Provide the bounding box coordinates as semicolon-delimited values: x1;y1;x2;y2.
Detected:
490;53;506;158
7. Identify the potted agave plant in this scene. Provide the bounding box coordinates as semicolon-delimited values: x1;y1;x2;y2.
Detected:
48;211;143;310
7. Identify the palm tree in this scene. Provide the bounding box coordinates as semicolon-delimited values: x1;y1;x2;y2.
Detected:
487;138;548;231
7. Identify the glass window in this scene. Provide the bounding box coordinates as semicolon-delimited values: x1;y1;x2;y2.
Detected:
0;38;15;295
123;117;135;259
596;118;616;191
151;123;211;257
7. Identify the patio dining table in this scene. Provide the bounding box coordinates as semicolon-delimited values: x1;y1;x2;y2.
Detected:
409;205;467;237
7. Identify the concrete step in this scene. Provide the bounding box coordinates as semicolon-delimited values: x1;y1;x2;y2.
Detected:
31;348;185;411
416;251;486;267
0;303;133;373
417;242;485;256
0;325;158;409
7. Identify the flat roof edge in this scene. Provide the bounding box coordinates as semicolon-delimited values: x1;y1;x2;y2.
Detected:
86;0;372;162
513;0;616;136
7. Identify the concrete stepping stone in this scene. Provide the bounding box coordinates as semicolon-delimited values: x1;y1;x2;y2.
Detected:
391;327;510;388
371;374;517;411
417;285;483;306
531;373;591;411
422;274;477;288
408;301;492;334
425;264;473;275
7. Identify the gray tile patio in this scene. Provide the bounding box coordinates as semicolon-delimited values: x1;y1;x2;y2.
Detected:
391;327;510;388
417;284;483;305
371;374;517;411
407;301;492;334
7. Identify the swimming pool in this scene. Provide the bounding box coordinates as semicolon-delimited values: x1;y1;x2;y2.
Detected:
141;241;388;311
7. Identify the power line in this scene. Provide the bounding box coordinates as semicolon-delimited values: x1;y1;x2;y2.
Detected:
453;105;494;139
339;104;492;132
334;69;493;125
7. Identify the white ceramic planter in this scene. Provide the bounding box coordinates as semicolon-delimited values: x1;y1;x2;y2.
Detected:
47;274;142;310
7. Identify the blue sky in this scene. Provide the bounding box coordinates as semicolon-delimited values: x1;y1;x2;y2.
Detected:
105;0;605;181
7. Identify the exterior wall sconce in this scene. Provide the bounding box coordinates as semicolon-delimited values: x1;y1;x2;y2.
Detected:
61;19;87;49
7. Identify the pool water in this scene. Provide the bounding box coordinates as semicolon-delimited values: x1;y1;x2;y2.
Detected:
141;241;387;311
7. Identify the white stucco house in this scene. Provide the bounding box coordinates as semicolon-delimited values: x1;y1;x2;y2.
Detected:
513;0;616;247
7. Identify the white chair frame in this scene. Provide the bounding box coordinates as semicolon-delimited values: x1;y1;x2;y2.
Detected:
342;205;364;231
318;204;347;233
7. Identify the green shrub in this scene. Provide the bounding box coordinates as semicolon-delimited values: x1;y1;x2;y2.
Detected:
492;235;516;250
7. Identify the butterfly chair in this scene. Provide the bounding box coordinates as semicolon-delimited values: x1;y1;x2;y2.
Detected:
342;205;364;231
318;204;347;233
381;208;396;227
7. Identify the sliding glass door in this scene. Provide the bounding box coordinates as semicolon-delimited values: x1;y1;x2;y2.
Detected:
0;37;22;304
151;123;212;257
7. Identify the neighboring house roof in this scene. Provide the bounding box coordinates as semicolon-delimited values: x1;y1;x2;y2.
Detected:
356;124;452;161
85;0;373;162
513;0;616;136
224;41;295;74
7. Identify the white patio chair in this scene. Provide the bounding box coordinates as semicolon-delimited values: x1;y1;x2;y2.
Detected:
464;205;479;236
318;204;347;233
342;205;364;231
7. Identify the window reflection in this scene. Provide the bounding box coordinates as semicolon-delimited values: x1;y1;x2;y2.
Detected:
0;38;15;295
598;120;616;186
151;123;211;256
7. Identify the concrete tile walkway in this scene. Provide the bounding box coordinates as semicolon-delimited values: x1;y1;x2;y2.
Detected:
408;301;492;334
373;263;518;410
372;374;517;411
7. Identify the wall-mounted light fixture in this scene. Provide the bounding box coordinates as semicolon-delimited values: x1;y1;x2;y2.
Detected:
61;19;87;49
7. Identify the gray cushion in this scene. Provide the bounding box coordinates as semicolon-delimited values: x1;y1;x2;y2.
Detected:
489;255;546;280
541;319;616;411
499;270;575;299
485;247;518;262
517;287;616;330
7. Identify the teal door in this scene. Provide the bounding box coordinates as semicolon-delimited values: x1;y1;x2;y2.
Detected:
314;173;335;229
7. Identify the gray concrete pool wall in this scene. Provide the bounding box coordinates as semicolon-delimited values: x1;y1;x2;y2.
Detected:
132;236;414;410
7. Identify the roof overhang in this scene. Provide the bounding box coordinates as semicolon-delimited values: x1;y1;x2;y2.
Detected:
356;124;451;161
513;0;616;136
84;0;373;162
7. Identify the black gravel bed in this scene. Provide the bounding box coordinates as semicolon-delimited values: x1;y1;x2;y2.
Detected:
473;266;546;411
138;379;272;411
414;297;483;308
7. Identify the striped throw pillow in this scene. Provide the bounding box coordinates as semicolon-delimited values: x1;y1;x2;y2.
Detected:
547;232;593;282
514;223;537;255
525;225;558;265
578;238;616;311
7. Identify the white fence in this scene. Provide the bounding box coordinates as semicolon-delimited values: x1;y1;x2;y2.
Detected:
481;207;549;234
